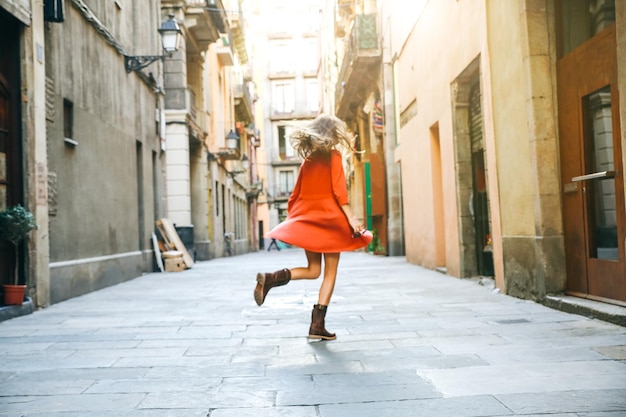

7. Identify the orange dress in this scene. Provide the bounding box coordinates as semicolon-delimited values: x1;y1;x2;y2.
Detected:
267;150;372;253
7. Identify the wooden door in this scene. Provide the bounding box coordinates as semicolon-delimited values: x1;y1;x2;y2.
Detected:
558;25;626;303
0;10;22;285
469;81;493;276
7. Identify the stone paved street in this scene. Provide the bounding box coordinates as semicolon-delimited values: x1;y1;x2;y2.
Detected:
1;249;626;416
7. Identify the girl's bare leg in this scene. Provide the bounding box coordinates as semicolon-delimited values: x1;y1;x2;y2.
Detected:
318;252;340;305
289;250;322;280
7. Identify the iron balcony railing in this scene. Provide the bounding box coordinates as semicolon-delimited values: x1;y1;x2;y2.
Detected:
234;82;253;123
335;13;381;114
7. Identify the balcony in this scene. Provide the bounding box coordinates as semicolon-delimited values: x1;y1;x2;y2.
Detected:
209;147;241;161
335;13;381;119
273;187;292;200
177;1;222;53
229;11;248;64
186;0;229;40
216;33;234;66
246;181;263;200
234;82;253;124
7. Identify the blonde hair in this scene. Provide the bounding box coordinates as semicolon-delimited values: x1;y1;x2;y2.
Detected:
289;114;359;160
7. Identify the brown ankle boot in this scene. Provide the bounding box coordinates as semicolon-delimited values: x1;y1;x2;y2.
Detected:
254;268;291;306
308;304;336;340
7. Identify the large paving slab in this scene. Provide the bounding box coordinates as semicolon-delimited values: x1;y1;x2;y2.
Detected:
1;249;625;416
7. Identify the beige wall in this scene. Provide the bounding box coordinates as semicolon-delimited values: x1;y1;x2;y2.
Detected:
486;3;534;238
393;0;489;276
24;1;51;307
487;0;565;298
485;1;538;294
384;0;626;301
392;0;568;298
45;2;164;304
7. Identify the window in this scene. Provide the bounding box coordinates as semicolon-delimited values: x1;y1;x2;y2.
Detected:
44;0;65;22
269;41;293;74
278;125;295;159
279;170;295;196
63;99;77;147
302;7;320;34
305;78;319;112
63;99;73;139
272;81;294;113
302;39;319;73
215;181;219;216
268;8;296;35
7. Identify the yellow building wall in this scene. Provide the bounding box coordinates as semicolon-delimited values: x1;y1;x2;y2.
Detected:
486;3;535;238
392;0;626;299
394;0;491;277
487;0;566;297
484;0;540;294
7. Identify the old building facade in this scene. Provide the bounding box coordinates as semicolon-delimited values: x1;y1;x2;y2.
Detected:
203;1;259;257
1;0;168;307
1;0;258;312
246;0;326;248
160;0;258;260
1;0;49;307
379;0;626;305
4;0;625;313
333;0;399;256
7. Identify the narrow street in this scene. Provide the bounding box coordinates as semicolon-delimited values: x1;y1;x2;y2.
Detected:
1;249;625;416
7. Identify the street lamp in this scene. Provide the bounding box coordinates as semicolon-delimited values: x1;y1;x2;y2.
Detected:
226;129;239;150
124;14;182;73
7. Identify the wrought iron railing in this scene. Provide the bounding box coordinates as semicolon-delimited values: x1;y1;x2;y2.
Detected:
335;13;380;112
234;82;253;121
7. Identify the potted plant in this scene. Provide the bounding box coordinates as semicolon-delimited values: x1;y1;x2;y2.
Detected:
370;229;386;256
0;204;37;305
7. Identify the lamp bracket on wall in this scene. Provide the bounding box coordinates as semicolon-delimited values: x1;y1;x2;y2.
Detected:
124;55;165;73
124;14;181;73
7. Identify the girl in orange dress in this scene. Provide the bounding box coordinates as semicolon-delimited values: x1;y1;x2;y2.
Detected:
254;114;372;340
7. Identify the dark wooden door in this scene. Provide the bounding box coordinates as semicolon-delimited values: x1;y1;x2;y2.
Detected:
469;81;493;276
0;10;22;285
558;25;626;303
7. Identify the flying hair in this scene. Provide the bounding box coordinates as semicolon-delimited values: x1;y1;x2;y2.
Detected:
289;114;361;160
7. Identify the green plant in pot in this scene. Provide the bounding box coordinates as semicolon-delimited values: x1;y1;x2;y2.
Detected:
0;205;37;305
370;229;386;255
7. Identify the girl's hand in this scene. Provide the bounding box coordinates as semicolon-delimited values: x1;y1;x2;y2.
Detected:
349;217;365;237
340;204;365;237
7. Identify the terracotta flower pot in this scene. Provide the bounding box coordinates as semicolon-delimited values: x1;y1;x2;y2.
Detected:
3;284;26;306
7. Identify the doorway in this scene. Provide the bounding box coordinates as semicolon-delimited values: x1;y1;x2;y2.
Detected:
0;9;23;285
469;82;493;277
451;57;493;278
430;123;446;268
557;1;625;303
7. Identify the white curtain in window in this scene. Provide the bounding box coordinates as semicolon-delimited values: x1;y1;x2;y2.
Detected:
279;170;295;195
272;81;294;113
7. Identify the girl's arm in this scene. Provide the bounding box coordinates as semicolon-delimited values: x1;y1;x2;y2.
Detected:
331;151;363;233
341;203;363;234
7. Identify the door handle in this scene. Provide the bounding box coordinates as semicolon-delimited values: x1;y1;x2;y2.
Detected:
571;171;615;182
